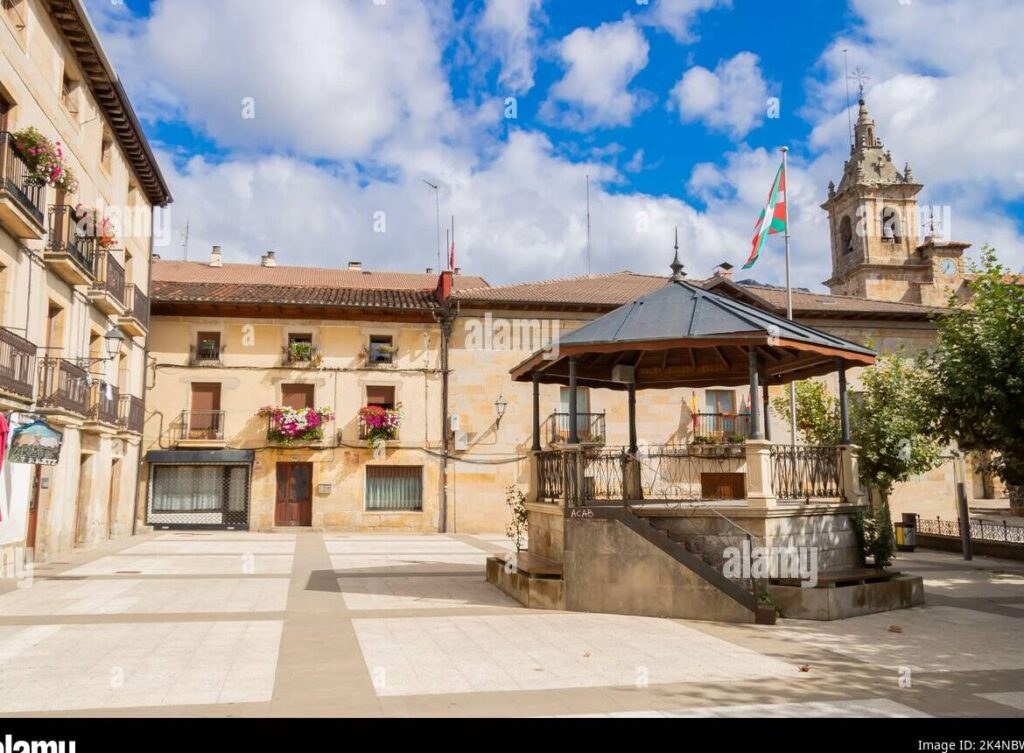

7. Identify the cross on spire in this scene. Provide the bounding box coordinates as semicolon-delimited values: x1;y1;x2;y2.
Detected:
849;66;870;101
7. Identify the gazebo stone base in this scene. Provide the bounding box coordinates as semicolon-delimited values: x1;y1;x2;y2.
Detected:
768;575;925;620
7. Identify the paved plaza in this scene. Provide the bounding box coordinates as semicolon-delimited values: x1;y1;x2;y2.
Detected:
0;531;1021;717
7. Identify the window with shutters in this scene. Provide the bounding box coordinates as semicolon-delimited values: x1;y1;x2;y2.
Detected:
281;383;314;410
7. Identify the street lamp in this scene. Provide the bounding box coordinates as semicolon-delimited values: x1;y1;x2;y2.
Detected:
494;394;508;428
79;326;126;366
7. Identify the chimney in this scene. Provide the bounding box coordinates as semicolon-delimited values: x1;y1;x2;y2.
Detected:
713;261;734;280
348;261;362;271
435;270;453;301
210;245;222;267
261;251;277;268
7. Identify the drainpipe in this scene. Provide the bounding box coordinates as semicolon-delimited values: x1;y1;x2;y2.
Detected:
434;270;455;533
131;206;156;536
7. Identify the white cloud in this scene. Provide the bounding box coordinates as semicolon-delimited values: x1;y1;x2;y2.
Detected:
643;0;730;43
476;0;545;93
670;52;769;139
541;19;651;129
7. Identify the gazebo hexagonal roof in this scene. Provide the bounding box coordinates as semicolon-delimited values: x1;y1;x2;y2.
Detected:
511;256;876;390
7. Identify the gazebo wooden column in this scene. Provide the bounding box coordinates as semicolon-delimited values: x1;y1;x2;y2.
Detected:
627;382;638;454
748;347;763;441
531;373;542;452
762;383;772;441
568;356;579;444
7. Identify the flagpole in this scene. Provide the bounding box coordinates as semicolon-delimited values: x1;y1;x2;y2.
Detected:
781;146;797;448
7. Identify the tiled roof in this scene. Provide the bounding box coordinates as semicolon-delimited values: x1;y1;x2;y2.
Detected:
151;281;438;310
454;271;946;316
153;260;488;291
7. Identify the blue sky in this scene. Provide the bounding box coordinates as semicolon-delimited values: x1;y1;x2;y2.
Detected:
86;0;1024;287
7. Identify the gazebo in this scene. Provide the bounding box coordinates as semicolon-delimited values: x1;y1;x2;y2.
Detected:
485;249;922;624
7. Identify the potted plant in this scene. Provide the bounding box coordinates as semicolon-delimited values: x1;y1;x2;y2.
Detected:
259;405;334;445
12;127;78;193
288;340;315;363
358;404;403;447
72;204;118;248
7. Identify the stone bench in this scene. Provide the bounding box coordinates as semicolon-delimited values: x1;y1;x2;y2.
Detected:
772;567;899;588
486;551;564;610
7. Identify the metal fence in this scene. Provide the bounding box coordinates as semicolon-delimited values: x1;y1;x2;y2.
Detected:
544;411;606;445
916;516;1024;544
769;444;841;501
693;412;752;441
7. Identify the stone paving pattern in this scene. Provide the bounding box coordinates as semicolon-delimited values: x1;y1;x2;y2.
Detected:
0;531;1020;717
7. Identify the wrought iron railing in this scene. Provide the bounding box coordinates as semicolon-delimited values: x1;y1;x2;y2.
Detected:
92;250;126;305
119;394;145;434
179;410;225;441
769;444;841;501
189;342;224;364
0;327;35;398
88;381;120;425
694;412;752;441
635;444;747;501
47;204;97;275
124;284;150;330
37;357;89;415
545;411;606;445
536;449;565;503
916;516;1024;544
0;131;45;224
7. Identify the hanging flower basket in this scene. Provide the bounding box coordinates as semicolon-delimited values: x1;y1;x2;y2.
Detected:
259;406;334;444
11;127;78;193
358;404;403;447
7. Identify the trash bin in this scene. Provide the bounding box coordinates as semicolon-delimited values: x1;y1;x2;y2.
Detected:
895;514;917;552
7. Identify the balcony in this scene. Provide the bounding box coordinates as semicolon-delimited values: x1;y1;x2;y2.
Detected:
545;411;606;445
87;250;126;315
119;284;150;337
37;357;89;418
282;343;320;367
693;412;752;443
45;205;97;286
0;132;46;239
0;327;36;401
189;341;225;366
85;381;120;430
177;410;226;448
118;394;145;434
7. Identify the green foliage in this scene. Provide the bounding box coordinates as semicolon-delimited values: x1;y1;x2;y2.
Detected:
853;504;896;568
504;485;528;553
772;380;841;446
923;246;1024;501
851;352;944;504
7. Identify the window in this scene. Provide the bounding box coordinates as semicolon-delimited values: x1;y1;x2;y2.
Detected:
61;71;80;115
151;465;249;514
365;466;422;511
286;332;315;363
194;331;221;361
100;128;113;173
705;390;736;415
368;334;394;364
881;207;901;242
366;385;395;410
188;383;222;439
282;383;314;410
839;215;853;254
559;386;589;416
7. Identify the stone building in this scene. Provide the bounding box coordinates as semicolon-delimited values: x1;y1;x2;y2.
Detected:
0;0;170;564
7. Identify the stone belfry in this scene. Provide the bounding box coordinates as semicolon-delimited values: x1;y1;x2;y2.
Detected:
821;98;969;304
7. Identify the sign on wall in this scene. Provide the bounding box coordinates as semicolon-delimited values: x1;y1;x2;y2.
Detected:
9;420;63;466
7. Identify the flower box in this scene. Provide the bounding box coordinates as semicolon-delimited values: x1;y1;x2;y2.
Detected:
358;404;403;447
259;405;334;445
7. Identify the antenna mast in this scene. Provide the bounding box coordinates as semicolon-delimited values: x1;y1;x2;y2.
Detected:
423;180;442;272
181;216;190;261
585;174;592;276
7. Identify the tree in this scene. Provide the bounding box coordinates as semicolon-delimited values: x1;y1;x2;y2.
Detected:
853;352;944;506
924;246;1024;510
772;380;841;446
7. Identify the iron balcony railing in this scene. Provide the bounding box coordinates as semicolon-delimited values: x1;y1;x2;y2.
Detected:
189;342;225;365
694;412;752;441
180;410;225;441
0;327;36;399
0;131;46;224
92;250;126;306
47;204;97;276
88;381;120;425
769;444;842;501
916;516;1024;544
119;394;145;434
124;284;150;330
37;357;89;415
545;411;606;445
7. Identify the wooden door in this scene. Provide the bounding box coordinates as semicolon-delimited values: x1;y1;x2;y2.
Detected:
275;463;312;527
189;383;221;438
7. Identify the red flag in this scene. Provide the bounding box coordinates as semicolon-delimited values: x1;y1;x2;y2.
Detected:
448;237;455;271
